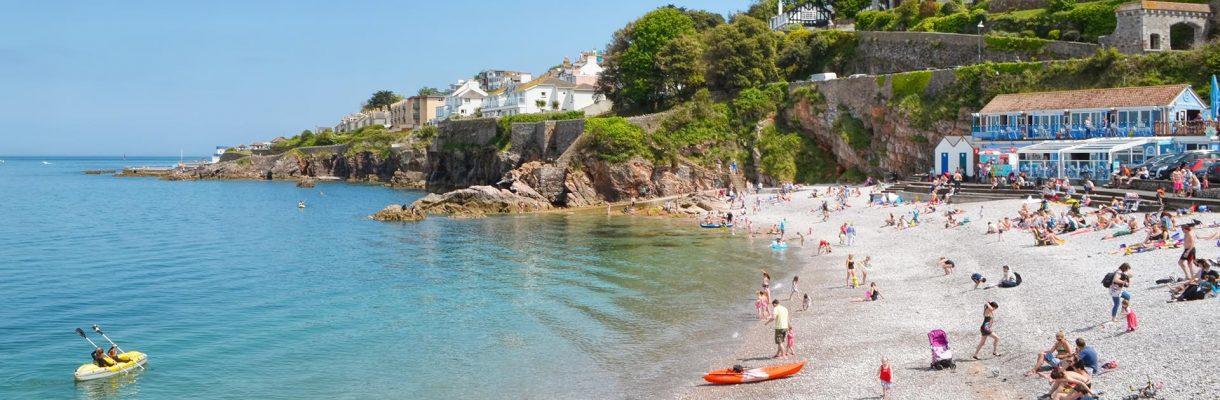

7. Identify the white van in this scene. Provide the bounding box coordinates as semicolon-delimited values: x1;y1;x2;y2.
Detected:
809;72;838;81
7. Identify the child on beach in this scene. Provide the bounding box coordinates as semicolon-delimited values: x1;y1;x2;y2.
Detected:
785;327;796;356
1122;299;1138;332
879;357;892;400
971;273;987;289
817;239;833;255
788;276;801;301
756;291;770;320
801;293;811;311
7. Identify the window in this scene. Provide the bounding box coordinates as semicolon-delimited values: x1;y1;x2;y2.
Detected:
1150;34;1161;50
540;92;546;97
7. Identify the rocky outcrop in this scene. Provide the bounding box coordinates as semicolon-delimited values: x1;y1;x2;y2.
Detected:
163;144;408;183
409;185;551;217
370;204;427;222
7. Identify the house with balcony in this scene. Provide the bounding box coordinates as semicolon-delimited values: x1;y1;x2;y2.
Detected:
390;95;446;131
769;0;835;30
476;70;532;92
435;80;487;121
335;110;390;133
478;77;601;118
970;84;1215;181
557;50;603;86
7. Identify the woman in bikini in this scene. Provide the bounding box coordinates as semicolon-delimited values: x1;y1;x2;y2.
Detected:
971;302;1001;359
761;271;772;305
845;254;858;288
1028;331;1073;374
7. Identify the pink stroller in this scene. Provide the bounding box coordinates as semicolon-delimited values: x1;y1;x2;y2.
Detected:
928;329;956;370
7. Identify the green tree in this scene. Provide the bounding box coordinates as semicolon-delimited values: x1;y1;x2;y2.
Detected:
704;16;781;93
655;32;707;105
598;7;696;112
586;117;652;162
417;87;443;96
363;90;403;111
683;9;727;31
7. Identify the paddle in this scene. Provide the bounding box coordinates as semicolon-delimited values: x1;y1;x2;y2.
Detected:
75;328;101;350
92;324;144;371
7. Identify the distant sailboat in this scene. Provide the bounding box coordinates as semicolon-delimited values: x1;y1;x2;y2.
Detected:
42;161;52;165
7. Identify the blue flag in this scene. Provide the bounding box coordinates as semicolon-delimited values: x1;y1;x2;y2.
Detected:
1211;74;1218;121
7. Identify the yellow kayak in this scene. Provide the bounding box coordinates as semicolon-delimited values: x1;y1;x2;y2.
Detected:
74;351;147;381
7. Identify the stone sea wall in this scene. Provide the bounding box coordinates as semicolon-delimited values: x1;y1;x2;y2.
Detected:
849;31;1099;75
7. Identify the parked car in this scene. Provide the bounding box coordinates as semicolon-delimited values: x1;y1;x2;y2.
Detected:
1151;150;1220;179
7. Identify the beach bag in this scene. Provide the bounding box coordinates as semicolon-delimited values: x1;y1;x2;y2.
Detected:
1102;272;1116;288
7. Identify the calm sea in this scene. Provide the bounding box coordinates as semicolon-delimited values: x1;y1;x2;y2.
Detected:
0;156;800;399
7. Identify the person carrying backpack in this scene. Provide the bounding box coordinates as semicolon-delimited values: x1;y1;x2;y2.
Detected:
1104;263;1132;322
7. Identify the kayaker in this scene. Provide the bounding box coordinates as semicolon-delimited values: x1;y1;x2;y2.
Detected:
91;348;114;367
107;346;122;362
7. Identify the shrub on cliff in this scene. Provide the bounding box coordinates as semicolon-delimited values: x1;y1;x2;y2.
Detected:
777;30;858;80
586;117;652;163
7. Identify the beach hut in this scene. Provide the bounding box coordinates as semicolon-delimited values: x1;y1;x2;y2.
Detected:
934;136;976;176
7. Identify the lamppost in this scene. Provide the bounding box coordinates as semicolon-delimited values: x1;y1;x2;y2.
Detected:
977;21;985;64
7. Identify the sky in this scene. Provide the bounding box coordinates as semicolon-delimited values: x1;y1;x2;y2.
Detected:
0;0;749;157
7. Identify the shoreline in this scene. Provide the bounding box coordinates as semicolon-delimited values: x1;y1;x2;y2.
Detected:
675;186;1219;399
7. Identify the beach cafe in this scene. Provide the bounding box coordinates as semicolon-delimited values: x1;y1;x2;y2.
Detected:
968;82;1220;181
971;84;1214;141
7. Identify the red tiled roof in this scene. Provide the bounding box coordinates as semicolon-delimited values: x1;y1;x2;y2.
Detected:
1116;1;1211;13
979;84;1193;114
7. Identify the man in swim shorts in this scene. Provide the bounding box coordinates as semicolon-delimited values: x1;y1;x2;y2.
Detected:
765;299;790;358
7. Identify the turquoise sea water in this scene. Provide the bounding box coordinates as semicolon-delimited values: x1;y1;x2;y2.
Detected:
0;157;800;399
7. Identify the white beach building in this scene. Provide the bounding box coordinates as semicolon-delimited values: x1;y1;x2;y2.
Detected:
934;135;976;175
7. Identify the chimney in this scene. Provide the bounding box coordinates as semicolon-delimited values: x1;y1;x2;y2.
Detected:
778;0;782;17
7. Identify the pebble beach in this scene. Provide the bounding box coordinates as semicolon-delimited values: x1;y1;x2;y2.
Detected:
681;186;1220;400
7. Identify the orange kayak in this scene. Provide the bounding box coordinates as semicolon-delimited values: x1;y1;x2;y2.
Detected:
703;361;805;384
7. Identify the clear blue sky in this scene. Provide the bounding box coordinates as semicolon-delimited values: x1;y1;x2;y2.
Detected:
0;0;749;157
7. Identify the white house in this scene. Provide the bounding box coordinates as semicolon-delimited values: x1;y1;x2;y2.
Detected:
934;136;976;176
479;77;602;117
334;110;389;133
436;80;487;121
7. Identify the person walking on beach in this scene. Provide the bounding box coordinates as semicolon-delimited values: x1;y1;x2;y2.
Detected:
1107;263;1132;323
846;223;857;246
787;276;801;301
879;357;893;400
764;299;790;359
972;301;1001;359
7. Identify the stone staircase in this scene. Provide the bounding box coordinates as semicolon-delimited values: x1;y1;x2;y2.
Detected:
886;180;1220;212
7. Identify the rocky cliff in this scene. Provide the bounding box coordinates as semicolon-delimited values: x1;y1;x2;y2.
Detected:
784;69;970;179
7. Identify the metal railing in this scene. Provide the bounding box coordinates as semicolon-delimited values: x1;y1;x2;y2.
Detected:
972;121;1219;141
